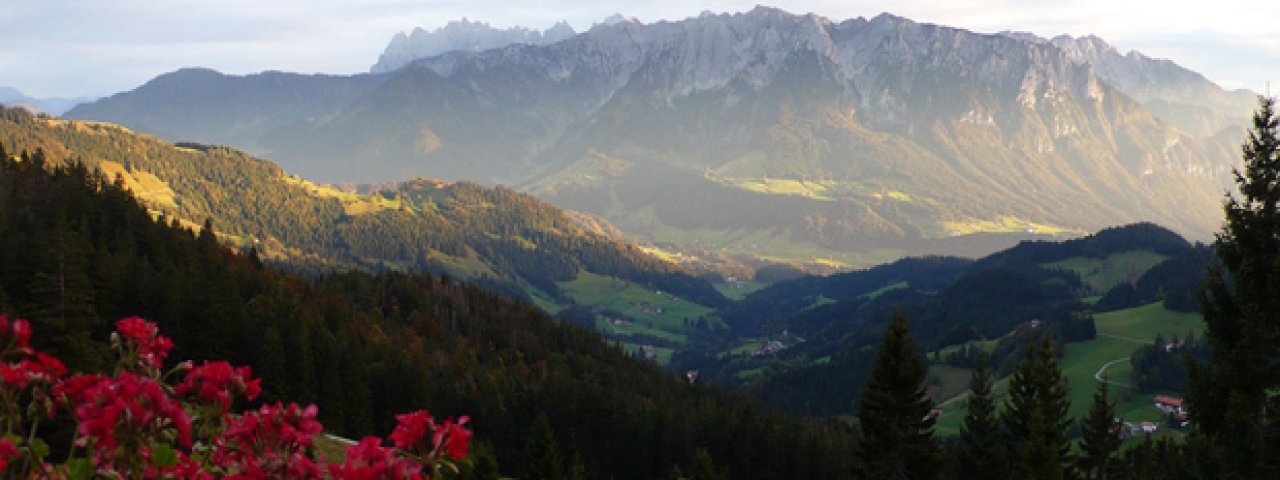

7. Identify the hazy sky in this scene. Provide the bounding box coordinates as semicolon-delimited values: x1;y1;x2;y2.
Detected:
3;0;1278;99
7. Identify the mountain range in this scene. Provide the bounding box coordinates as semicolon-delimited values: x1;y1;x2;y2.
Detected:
0;87;91;115
67;6;1252;269
371;17;578;74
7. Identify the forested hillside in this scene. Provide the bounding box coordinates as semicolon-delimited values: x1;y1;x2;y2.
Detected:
0;106;724;310
0;144;854;479
677;222;1211;416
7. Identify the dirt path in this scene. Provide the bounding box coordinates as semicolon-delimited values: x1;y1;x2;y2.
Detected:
1095;356;1132;387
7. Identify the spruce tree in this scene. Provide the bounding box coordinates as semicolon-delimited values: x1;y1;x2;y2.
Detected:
1078;377;1121;479
1186;96;1280;478
855;311;940;479
523;413;566;480
954;354;1004;480
1001;335;1073;480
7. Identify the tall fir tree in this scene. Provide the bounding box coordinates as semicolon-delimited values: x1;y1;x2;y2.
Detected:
1000;335;1073;480
855;311;940;480
1186;96;1280;479
1078;377;1121;479
523;413;566;480
953;354;1004;480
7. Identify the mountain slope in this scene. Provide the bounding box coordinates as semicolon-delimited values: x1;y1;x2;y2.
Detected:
69;7;1242;265
66;68;390;160
1004;32;1257;136
0;106;725;312
0;147;857;479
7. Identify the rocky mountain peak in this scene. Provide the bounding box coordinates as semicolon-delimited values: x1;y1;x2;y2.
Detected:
370;18;578;73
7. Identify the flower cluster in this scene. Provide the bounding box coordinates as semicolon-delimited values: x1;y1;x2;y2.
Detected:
0;315;473;479
212;402;325;478
390;411;473;462
114;316;175;371
175;361;262;413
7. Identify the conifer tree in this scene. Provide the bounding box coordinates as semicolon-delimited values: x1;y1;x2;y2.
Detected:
1186;96;1280;478
1001;336;1073;480
954;355;1003;480
1078;377;1121;479
523;413;566;480
855;311;940;479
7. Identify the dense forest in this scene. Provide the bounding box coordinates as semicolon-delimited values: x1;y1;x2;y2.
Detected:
0;145;854;479
0;106;725;310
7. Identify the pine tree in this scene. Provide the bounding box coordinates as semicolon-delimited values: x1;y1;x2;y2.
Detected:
523;413;565;480
855;311;940;479
691;447;729;480
1078;377;1121;479
954;354;1004;480
1001;335;1073;480
1186;96;1280;478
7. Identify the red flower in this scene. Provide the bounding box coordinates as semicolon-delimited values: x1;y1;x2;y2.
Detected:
0;438;18;472
61;372;192;452
389;410;433;451
114;317;173;369
327;437;424;480
36;352;68;378
175;361;261;412
10;317;31;353
441;416;472;460
115;316;157;342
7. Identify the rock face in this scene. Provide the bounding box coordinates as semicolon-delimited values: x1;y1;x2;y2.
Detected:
1005;32;1257;136
68;6;1250;262
370;18;576;74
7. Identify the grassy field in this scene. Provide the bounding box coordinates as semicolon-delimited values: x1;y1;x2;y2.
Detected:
713;280;769;300
1094;302;1203;340
598;317;688;344
559;272;714;333
1042;250;1169;293
940;216;1082;237
861;281;908;300
933;302;1204;436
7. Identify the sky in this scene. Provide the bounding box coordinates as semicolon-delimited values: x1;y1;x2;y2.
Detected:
2;0;1278;99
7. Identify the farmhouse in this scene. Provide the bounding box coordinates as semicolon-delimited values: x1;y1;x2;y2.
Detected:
1154;395;1185;415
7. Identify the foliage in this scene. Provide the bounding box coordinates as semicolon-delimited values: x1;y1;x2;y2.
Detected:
952;355;1002;480
0;142;855;479
1077;378;1120;479
1128;333;1209;392
855;312;940;480
1000;336;1073;480
0;315;471;479
1185;96;1280;478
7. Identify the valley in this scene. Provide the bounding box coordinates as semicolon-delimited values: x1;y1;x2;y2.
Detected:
4;3;1276;477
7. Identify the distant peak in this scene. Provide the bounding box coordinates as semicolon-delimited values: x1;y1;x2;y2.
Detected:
371;18;578;73
601;13;628;25
999;30;1046;43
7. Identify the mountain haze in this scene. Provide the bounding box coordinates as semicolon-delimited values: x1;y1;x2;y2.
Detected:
68;6;1246;267
0;87;90;115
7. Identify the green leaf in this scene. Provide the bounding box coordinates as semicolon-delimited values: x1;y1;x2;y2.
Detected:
151;443;179;467
29;438;50;458
66;457;94;480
